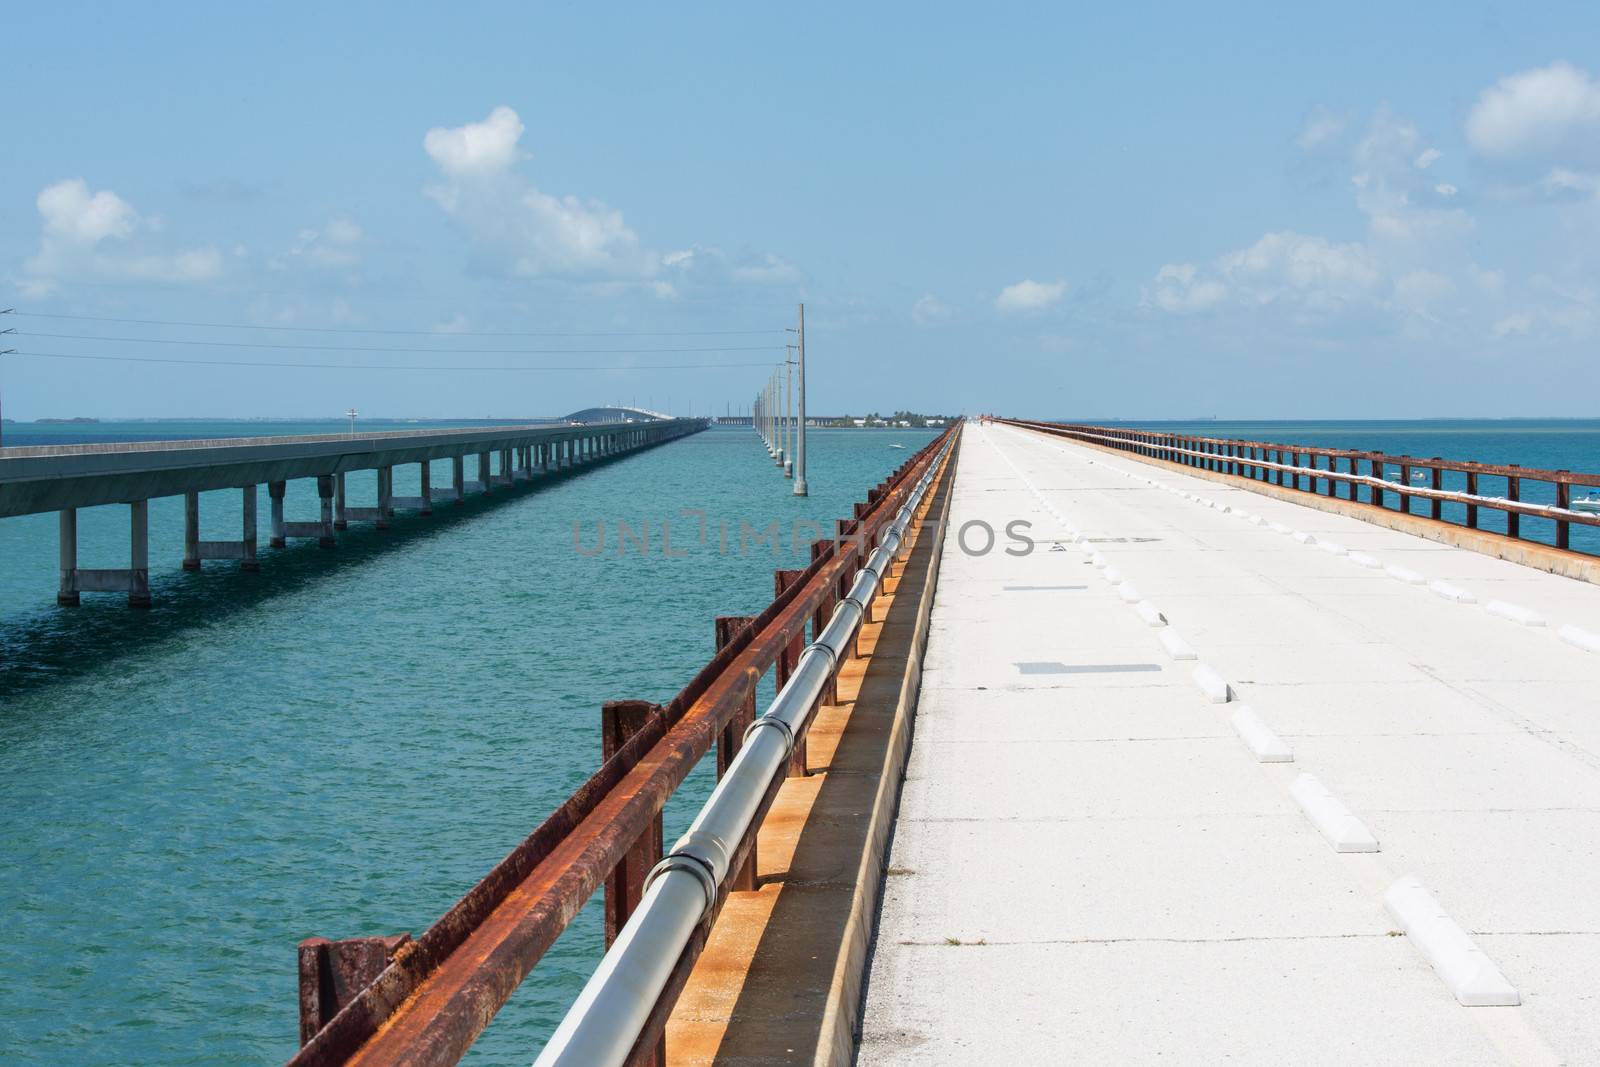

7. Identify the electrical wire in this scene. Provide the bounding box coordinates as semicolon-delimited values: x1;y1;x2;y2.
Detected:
17;329;780;355
6;350;772;372
8;310;784;338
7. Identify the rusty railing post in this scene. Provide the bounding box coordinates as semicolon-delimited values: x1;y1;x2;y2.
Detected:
1556;474;1571;550
297;933;412;1047
714;616;759;891
773;568;809;777
601;699;665;949
1506;469;1521;539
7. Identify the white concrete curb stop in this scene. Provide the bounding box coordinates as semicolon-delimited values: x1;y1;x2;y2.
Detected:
1289;773;1379;852
1348;551;1381;568
1159;629;1197;661
1430;580;1478;604
1316;540;1348;556
1384;876;1520;1007
1103;567;1124;584
1269;522;1292;535
1292;531;1317;544
1484;600;1546;627
1385;564;1428;584
1558;624;1600;654
1133;600;1167;627
1192;663;1232;704
1230;706;1293;762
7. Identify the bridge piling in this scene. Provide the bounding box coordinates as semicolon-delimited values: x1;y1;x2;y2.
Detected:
333;474;348;530
269;481;286;548
57;508;78;606
241;487;258;571
183;491;201;570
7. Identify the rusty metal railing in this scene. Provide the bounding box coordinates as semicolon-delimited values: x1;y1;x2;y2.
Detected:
288;422;961;1067
534;432;951;1065
1004;419;1600;556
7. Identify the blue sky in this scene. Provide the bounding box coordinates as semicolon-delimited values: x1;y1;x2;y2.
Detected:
4;2;1599;419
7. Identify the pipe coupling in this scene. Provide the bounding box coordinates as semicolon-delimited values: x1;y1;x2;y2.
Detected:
743;714;796;758
643;849;719;917
801;640;839;671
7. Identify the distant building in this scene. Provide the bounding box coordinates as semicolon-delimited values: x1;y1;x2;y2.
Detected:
853;418;867;427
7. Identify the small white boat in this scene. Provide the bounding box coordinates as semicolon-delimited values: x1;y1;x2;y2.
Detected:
1573;494;1600;515
888;443;906;449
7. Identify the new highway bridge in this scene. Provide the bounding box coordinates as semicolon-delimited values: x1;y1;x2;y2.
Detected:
0;408;704;606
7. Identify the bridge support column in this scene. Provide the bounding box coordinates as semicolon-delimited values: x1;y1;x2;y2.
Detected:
183;491;201;570
419;461;432;514
129;499;150;608
269;481;287;548
334;473;348;529
317;476;336;548
242;486;259;571
57;509;79;606
376;467;392;529
452;456;465;504
478;452;491;493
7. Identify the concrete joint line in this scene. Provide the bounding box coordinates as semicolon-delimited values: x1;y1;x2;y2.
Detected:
1384;876;1520;1007
1290;773;1379;852
1230;706;1294;762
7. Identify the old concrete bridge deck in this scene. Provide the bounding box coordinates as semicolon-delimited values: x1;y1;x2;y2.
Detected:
853;421;1599;1065
0;418;705;605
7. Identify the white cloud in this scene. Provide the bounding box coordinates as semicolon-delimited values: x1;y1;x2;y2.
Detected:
1415;147;1441;170
1296;106;1348;152
912;294;951;325
660;245;803;288
728;252;802;285
423;105;525;177
995;278;1066;312
22;178;222;294
1465;62;1600;162
1147;263;1228;312
280;217;362;269
424;105;654;280
1150;233;1379;315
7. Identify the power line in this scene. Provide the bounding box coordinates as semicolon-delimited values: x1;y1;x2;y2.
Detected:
16;331;782;355
8;350;773;372
9;310;785;338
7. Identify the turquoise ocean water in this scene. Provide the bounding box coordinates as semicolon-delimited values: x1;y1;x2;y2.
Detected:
0;422;935;1065
1;417;1597;1063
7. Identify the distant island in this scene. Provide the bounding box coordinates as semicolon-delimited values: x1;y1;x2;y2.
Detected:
34;417;101;425
822;411;954;429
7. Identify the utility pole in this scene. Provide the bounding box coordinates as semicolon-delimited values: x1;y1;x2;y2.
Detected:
792;303;807;495
783;346;795;479
0;309;14;449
